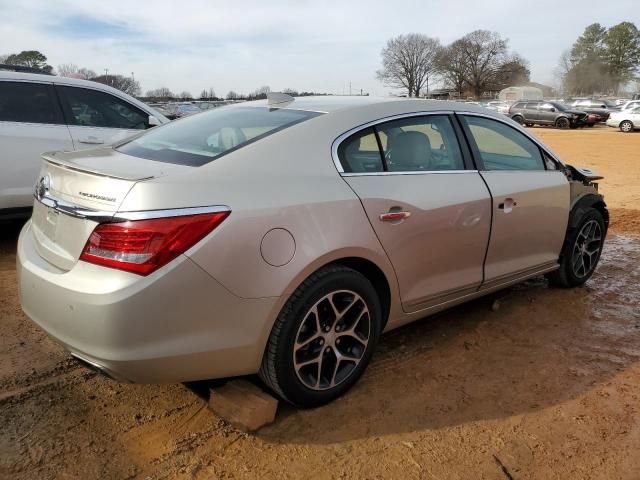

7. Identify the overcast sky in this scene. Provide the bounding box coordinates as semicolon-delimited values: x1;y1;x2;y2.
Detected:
1;0;637;96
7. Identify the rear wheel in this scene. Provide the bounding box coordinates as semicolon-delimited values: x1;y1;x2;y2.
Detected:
524;123;534;127
259;265;381;407
555;117;570;129
620;120;634;133
547;208;605;288
512;115;524;125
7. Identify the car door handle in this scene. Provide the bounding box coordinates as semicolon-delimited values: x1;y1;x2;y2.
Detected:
77;137;104;145
498;198;517;213
379;211;411;222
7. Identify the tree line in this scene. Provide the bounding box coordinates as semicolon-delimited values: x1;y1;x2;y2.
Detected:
5;21;638;101
378;22;639;98
558;22;640;95
377;30;530;98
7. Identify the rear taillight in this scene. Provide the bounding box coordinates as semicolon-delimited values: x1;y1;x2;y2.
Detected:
508;105;512;114
79;212;230;275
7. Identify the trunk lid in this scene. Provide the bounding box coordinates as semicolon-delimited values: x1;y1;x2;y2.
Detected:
30;148;189;271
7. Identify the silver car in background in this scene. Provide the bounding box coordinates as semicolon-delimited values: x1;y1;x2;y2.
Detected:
17;95;608;407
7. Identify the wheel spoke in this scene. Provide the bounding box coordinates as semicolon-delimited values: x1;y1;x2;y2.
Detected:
293;289;371;391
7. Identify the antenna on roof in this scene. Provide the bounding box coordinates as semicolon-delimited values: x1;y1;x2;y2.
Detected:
267;92;294;106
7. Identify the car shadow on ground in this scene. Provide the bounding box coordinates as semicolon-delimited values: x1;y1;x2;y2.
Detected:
255;235;640;444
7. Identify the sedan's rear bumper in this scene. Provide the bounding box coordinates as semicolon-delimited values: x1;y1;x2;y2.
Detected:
17;220;279;383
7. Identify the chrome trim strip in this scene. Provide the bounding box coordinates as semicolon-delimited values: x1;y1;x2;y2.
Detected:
330;110;455;174
112;206;231;222
35;191;230;223
342;170;478;177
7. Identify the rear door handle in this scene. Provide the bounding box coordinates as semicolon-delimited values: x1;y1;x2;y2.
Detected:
379;211;411;222
498;198;517;213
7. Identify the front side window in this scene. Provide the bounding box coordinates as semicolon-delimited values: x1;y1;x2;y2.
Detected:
463;116;545;171
0;81;62;124
117;107;321;166
58;86;149;130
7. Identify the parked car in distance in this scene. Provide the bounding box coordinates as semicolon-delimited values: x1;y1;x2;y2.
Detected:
18;95;608;407
0;71;169;219
570;100;611;122
620;100;640;112
484;100;510;114
509;101;588;129
606;104;640;132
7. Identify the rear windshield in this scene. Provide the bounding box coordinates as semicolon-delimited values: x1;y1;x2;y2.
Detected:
117;106;322;166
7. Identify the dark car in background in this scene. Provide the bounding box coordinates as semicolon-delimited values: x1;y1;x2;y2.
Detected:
570;100;611;122
509;101;589;129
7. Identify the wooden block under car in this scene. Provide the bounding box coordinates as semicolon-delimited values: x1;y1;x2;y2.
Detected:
209;380;279;432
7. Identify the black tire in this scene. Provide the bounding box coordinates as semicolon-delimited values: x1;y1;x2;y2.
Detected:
555;117;570;129
259;265;382;407
524;123;534;127
512;115;524;125
547;208;605;288
620;120;634;133
587;123;595;128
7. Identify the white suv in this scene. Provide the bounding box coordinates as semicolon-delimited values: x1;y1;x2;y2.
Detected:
0;71;169;218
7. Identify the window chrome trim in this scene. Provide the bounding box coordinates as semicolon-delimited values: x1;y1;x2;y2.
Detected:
34;191;230;223
331;110;455;175
342;170;478;177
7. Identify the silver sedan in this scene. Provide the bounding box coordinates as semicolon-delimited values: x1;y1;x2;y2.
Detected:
17;94;608;407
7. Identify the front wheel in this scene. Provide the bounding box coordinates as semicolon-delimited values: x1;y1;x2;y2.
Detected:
555;117;570;129
547;208;605;288
259;265;382;407
620;120;634;133
512;115;524;125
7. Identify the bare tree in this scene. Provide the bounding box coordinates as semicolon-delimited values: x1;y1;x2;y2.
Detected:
178;91;193;100
458;30;509;98
146;87;174;100
57;63;96;80
226;90;239;100
436;39;470;96
92;74;141;96
376;34;441;97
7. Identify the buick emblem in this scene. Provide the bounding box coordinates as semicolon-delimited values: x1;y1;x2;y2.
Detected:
36;175;51;200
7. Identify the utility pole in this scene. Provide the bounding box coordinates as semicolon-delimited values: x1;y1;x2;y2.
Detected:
104;68;109;86
349;82;352;96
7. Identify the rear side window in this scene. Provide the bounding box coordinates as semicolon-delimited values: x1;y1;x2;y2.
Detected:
58;86;149;130
462;116;545;171
338;128;383;173
378;116;464;171
117;107;322;166
0;81;63;124
337;115;464;173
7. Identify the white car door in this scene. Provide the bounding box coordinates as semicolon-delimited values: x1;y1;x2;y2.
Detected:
0;80;74;211
55;85;151;149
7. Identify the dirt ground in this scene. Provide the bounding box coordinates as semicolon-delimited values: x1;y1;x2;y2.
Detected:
1;126;639;480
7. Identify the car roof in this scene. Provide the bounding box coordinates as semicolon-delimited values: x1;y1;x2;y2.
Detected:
230;95;498;117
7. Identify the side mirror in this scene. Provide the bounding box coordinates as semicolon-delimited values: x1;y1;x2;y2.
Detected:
148;115;161;128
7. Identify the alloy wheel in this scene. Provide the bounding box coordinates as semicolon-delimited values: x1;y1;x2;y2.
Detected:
620;121;632;133
293;290;371;391
571;220;603;279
